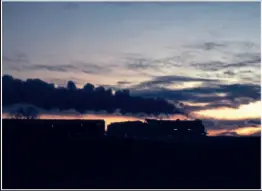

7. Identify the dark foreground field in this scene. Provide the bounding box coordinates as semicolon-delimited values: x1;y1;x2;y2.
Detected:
2;126;261;189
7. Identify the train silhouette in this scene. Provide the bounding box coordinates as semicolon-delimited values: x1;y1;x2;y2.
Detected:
3;118;207;141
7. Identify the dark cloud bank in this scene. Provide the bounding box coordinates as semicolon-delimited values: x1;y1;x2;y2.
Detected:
2;75;182;116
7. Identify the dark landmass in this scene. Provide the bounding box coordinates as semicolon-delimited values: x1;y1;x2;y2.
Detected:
2;119;261;189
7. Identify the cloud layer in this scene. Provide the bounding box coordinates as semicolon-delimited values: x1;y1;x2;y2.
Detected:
131;78;260;112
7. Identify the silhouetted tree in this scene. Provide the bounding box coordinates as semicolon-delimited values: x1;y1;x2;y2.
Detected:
115;89;130;97
83;83;95;92
9;106;40;119
67;81;77;90
95;86;106;94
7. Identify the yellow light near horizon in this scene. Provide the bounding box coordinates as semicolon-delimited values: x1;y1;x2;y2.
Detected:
207;126;261;136
208;129;227;136
192;101;261;120
234;126;261;136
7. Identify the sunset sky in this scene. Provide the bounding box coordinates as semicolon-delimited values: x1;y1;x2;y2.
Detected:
2;2;261;136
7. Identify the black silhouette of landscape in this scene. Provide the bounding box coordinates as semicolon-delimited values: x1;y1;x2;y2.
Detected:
2;118;261;189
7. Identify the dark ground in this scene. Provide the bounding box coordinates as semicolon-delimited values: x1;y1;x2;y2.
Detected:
2;123;261;189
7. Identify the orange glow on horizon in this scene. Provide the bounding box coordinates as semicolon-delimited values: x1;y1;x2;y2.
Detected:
208;126;261;136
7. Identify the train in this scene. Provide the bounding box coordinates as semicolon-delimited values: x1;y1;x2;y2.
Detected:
3;118;207;141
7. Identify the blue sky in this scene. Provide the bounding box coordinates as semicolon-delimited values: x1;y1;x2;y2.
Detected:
3;2;260;85
2;2;261;136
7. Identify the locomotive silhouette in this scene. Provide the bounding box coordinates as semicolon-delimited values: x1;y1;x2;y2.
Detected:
107;119;207;141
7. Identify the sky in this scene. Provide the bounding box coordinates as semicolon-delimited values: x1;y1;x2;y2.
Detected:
2;2;261;136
